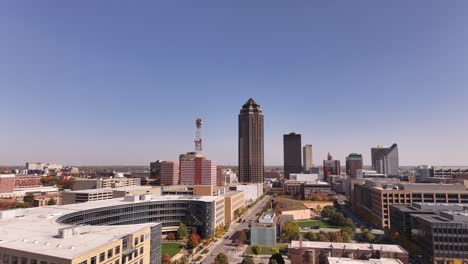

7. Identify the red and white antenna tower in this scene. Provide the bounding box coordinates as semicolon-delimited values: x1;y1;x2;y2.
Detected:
194;117;203;153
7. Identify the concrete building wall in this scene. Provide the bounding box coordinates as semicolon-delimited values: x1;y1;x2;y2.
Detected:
224;191;245;225
201;159;217;186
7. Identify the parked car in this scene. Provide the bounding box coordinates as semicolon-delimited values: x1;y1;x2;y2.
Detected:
312;225;320;229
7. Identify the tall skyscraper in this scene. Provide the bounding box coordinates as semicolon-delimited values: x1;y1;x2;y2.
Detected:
238;98;264;183
149;160;162;182
323;153;341;178
303;144;313;173
283;132;302;179
371;143;399;177
179;152;217;185
346;153;363;178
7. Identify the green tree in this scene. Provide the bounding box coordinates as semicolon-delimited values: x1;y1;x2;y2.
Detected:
362;229;376;243
214;253;229;264
341;230;352;242
23;193;35;205
271;246;280;254
251;244;261;255
173;256;189;264
318;231;329;242
242;258;255;264
269;253;285;264
320;206;336;218
177;223;188;239
239;230;248;244
304;232;319;241
282;221;300;241
47;198;57;206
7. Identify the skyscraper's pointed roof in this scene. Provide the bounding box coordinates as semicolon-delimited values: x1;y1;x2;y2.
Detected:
242;98;260;108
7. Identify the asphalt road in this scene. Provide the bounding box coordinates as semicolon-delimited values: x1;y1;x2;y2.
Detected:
200;195;271;264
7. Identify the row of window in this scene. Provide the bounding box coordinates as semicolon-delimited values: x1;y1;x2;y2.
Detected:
78;245;121;264
2;255;48;264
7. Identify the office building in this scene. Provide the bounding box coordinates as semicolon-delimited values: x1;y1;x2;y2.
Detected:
72;177;141;191
389;203;464;239
221;168;237;184
289;241;409;264
238;98;264;183
229;183;264;203
371;144;399;177
62;186;162;204
323;153;341;178
14;174;42;189
353;180;468;228
283;132;302;179
180;155;217;186
216;167;224;187
283;180;331;198
414;165;433;182
160;161;179;186
303;144;313;173
433;167;468;179
290;173;319;182
149;160;162;181
346;153;363;178
356;169;387;178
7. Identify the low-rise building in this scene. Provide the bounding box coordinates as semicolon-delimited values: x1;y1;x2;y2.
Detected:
250;211;277;246
353;180;468;228
72;177;141;190
230;183;264;203
289;241;409;264
0;174;15;194
0;207;160;264
62;186;162;205
290;173;319;182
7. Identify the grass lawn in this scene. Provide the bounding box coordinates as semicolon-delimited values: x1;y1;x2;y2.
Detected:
295;219;337;228
162;242;184;257
245;243;288;255
274;197;307;212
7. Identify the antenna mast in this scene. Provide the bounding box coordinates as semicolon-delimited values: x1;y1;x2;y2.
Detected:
194;117;203;153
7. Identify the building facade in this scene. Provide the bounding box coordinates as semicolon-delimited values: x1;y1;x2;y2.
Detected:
180;156;216;186
346;153;363;178
371;144;399;177
353;181;468;228
238;98;264;183
283;132;302;179
289;241;409;264
303;144;313;173
323;153;341;178
160;161;179;186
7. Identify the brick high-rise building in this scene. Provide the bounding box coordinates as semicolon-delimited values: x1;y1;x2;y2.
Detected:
238;98;264;183
346;153;363;178
180;153;217;186
160;161;179;186
303;144;313;173
283;132;302;179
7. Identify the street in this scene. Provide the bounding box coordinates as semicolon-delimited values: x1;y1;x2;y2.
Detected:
200;195;271;264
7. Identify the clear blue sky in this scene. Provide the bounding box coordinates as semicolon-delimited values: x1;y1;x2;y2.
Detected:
1;1;467;166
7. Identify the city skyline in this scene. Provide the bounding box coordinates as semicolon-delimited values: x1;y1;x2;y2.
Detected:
1;1;468;166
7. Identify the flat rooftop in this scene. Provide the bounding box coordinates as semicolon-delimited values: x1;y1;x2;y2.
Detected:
290;241;407;254
65;185;155;194
327;258;403;264
0;194;221;258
